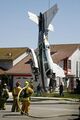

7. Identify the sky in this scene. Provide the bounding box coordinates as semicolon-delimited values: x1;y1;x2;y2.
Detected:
0;0;80;49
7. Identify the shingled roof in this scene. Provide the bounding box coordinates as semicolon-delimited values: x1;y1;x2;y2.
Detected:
0;47;28;60
50;44;80;63
6;55;32;75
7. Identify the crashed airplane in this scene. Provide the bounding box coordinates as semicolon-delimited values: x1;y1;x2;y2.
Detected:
28;4;65;91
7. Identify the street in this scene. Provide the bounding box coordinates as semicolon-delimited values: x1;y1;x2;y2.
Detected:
0;101;79;120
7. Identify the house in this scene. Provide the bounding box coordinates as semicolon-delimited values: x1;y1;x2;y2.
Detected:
50;44;80;77
0;47;33;90
0;44;80;91
50;44;80;91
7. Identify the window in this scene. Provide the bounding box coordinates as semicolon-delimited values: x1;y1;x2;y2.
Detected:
67;60;71;69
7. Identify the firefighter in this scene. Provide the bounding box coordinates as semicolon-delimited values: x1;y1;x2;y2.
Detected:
11;81;22;112
0;83;9;110
21;81;33;115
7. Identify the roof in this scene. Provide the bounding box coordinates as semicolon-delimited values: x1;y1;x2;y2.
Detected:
0;44;80;75
0;47;28;60
50;44;80;63
0;68;5;75
6;55;32;75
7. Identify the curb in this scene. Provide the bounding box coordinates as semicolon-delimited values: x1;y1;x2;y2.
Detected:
7;92;79;104
31;97;79;102
7;97;79;105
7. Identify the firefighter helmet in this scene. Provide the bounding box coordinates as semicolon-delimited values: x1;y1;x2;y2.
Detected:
16;81;20;86
25;81;29;86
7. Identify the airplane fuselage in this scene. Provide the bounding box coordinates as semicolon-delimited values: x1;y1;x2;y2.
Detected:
38;13;53;90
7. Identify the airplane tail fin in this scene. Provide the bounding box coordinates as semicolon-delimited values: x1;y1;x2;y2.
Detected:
28;4;58;31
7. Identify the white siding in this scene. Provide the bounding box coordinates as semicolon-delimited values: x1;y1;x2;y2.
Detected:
69;48;80;77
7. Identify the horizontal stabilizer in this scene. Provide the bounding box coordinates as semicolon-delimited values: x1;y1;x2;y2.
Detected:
28;11;38;24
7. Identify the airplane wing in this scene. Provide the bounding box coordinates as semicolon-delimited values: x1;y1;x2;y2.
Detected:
30;48;39;68
52;63;65;78
43;39;65;78
43;4;58;29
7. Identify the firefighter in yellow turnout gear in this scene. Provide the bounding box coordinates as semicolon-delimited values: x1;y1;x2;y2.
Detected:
11;81;22;112
21;81;33;115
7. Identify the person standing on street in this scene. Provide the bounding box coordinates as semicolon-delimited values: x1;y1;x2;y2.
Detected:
36;83;42;96
11;81;22;112
21;81;33;115
0;83;9;110
59;82;64;96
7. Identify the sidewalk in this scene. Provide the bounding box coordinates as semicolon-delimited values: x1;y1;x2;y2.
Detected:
7;92;79;104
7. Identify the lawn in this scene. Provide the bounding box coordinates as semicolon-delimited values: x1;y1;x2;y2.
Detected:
33;92;80;99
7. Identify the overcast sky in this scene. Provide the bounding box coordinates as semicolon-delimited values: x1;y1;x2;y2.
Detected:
0;0;80;49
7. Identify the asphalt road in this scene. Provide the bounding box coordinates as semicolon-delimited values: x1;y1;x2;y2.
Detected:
0;102;79;120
